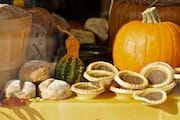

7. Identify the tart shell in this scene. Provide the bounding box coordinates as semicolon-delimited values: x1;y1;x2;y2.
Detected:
114;70;149;90
71;82;105;100
140;62;174;88
132;88;167;106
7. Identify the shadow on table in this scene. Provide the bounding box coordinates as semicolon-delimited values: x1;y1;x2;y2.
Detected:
0;110;16;120
96;92;115;99
0;103;44;120
13;105;44;120
156;98;179;115
155;84;180;115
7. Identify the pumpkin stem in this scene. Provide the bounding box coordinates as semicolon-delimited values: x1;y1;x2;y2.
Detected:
108;0;114;18
57;25;80;58
142;7;161;23
148;0;159;8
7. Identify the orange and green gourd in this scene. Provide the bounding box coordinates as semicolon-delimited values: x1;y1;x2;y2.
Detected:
55;25;84;85
113;7;180;72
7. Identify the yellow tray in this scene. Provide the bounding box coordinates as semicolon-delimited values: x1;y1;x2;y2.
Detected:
0;84;180;120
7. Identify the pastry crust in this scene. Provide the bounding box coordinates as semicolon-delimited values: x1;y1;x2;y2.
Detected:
84;61;118;88
114;70;149;90
71;82;105;100
140;62;174;88
83;70;114;88
86;61;119;74
110;83;139;100
83;70;114;82
133;88;167;106
173;67;180;83
160;81;177;93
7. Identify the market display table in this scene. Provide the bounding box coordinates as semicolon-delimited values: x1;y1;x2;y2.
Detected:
0;84;180;120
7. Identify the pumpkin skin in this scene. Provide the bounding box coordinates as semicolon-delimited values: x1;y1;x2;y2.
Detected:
109;1;180;47
113;7;180;72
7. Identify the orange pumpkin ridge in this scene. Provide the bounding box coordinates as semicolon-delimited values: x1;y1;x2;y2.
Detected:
113;7;180;72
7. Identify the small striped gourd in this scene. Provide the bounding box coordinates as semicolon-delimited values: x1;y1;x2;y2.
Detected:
55;26;84;85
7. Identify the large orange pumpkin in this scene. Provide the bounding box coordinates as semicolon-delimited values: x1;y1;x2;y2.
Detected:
112;7;180;72
109;1;180;47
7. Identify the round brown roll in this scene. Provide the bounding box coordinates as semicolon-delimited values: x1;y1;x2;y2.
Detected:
19;60;50;82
